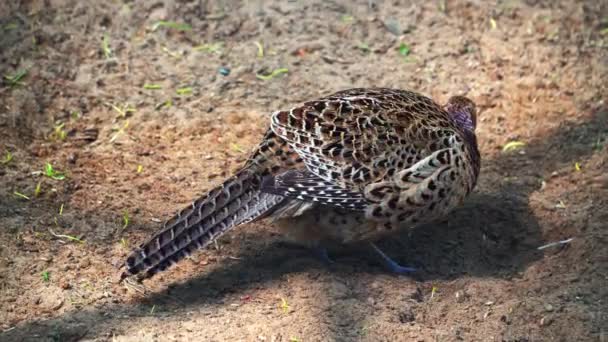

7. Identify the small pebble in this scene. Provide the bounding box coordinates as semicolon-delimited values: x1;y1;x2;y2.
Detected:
383;19;401;35
544;303;554;312
59;280;71;290
540;315;553;326
51;299;64;311
398;308;415;323
67;153;78;164
219;67;231;76
79;258;91;268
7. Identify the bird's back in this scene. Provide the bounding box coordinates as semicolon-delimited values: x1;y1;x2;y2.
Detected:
272;88;469;185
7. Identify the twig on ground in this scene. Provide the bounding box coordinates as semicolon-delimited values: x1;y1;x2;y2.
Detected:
48;229;85;243
537;238;574;250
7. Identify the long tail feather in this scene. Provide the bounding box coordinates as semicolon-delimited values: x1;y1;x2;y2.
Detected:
121;130;295;280
122;168;283;280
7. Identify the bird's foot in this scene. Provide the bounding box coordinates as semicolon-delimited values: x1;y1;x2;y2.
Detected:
370;243;416;274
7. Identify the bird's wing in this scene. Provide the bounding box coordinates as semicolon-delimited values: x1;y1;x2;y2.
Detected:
269;88;454;191
364;134;478;225
261;170;368;210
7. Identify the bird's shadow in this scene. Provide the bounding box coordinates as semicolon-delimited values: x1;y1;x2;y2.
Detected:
140;187;540;304
380;191;543;279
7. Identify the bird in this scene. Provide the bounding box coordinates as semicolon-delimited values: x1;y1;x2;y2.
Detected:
121;87;480;281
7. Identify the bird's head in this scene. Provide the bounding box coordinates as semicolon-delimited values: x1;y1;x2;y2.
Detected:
444;96;477;132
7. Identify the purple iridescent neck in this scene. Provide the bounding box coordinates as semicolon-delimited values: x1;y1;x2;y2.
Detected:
444;95;480;178
450;109;476;132
444;95;477;133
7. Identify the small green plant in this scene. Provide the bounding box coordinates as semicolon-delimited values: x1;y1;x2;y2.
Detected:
102;33;112;59
280;297;290;313
161;46;181;58
41;271;50;282
176;86;193;95
143;83;162;90
254;41;264;58
193;42;223;54
438;0;446;12
110;120;129;143
122;210;130;229
256;68;288;80
44;163;65;180
51;122;67;140
357;42;371;52
34;181;42;197
502;141;526;152
3;23;18;30
110;103;135;118
340;14;354;24
13;191;30;200
3;69;27;87
229;143;245;153
592;136;605;150
1;150;13;164
397;43;411;56
151;21;191;32
155;99;172;110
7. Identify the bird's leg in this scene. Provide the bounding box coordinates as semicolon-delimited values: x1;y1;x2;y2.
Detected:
311;246;334;264
369;243;416;274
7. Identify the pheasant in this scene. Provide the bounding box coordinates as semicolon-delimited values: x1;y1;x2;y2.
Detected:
122;88;480;280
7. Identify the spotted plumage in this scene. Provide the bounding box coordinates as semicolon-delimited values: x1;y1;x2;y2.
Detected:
122;88;481;280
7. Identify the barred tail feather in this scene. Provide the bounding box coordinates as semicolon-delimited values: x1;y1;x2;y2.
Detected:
122;168;283;280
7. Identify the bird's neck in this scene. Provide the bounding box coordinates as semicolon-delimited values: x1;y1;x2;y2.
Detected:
450;110;475;132
462;129;481;180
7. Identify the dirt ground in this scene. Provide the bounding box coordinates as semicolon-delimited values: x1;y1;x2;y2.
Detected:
0;0;607;341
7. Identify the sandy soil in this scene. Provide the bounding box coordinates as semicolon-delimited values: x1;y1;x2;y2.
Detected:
1;0;607;341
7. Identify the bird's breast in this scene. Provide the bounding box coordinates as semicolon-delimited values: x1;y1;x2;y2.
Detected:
270;204;382;247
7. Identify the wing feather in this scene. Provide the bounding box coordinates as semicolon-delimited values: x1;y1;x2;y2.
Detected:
261;170;367;210
267;88;476;223
270;88;455;190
